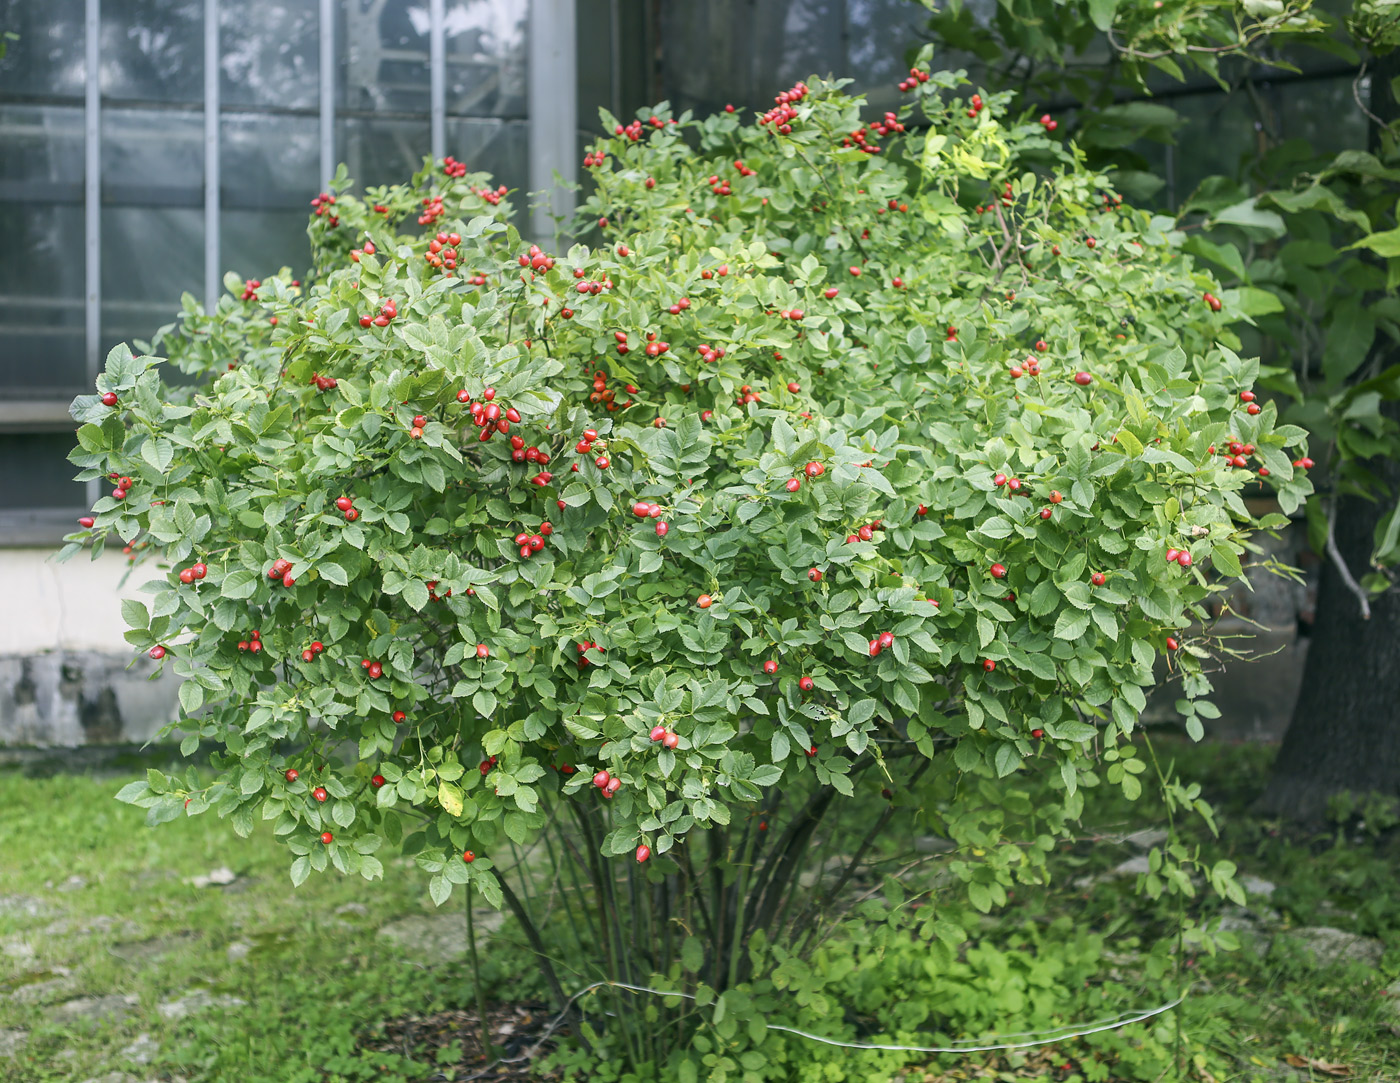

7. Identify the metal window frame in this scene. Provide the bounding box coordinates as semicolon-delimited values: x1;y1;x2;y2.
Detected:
3;0;586;547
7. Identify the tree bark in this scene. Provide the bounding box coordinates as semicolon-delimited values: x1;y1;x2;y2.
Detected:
1257;482;1400;823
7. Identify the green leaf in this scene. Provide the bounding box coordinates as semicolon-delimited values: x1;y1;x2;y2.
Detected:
318;562;349;586
221;569;259;599
121;598;150;630
1211;199;1286;239
1348;227;1400;258
1087;0;1119;31
1053;610;1091;640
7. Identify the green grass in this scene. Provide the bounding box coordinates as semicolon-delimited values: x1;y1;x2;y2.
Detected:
0;757;516;1083
3;741;1400;1082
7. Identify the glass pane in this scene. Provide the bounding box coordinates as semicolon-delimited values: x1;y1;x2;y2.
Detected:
0;203;86;398
0;434;86;510
101;0;205;104
0;0;87;99
0;104;84;188
101;206;204;354
444;116;526;192
221;209;312;287
220;0;321;110
102;107;203;206
337;116;431;188
445;0;527;118
575;0;613;133
341;0;430;114
222;113;319;206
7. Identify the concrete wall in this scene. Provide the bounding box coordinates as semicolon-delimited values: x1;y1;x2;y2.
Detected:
0;548;178;746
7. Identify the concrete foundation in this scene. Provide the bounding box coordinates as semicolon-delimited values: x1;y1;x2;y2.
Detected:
0;548;178;747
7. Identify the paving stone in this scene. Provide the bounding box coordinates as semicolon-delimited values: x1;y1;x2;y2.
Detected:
156;990;246;1021
48;993;139;1026
334;902;369;917
54;875;88;893
0;895;61;920
1274;926;1384;968
1240;874;1276;898
0;1028;28;1057
187;867;237;889
225;940;252;963
0;937;36;964
1123;828;1168;850
108;932;198;962
376;910;505;962
6;967;77;1004
120;1032;160;1064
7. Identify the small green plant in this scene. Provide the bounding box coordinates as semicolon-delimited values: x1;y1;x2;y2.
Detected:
62;62;1307;1073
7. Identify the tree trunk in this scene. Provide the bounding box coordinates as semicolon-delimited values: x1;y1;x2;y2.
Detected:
1257;483;1400;823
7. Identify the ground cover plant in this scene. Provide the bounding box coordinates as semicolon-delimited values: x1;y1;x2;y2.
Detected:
59;57;1314;1078
3;741;1399;1082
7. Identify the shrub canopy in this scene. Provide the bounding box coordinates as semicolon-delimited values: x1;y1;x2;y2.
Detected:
69;69;1306;910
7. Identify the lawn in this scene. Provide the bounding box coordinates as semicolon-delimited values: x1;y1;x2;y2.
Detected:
2;738;1398;1083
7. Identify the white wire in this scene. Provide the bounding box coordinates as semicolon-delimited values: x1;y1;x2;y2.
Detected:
467;978;1188;1075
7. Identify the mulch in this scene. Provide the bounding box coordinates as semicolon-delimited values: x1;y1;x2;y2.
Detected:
357;1001;567;1081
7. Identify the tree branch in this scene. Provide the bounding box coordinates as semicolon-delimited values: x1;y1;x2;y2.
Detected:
1326;498;1372;620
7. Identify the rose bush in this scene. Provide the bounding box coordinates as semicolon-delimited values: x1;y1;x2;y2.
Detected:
64;59;1308;1073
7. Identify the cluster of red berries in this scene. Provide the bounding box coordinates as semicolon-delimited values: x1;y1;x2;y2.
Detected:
177;561;208;585
946;326;958;342
442;155;468;178
844;518;883;544
349;239;376;262
1214;439;1262;471
359;298;398;329
470;183;507;205
575;640;603;669
479;754;499;776
869;111;906;138
967;93;986;119
1038;490;1064;520
512;523;553;560
974;180;1015;215
460;386;521;443
237;630;263;653
408;414;428;439
877;199;909;216
759;81;809;133
361;657;385;679
699;264;730;281
308;370;338;391
300;640;325;663
1292;455;1315;470
868;630;896;657
614;116;669;143
841;122;884;154
666;296;692;317
1038;113;1058;132
1009;356;1043;378
239;278;262;302
507;434;551;466
107;473;133;501
1164;547;1194;569
417;193;447;226
1238;389;1264;416
1203;291;1223;312
898;66;931;92
593;769;623;798
267;557;296;587
423;231;467;276
631;500;669;536
648;724;680;749
586;370;633;413
705;169;738;197
425;579;453;603
572;267;615;300
334;495;359;522
737;383;761;406
582;145;609;168
309;192;338;223
697;342;727;365
992;471;1031;495
518;244;556;272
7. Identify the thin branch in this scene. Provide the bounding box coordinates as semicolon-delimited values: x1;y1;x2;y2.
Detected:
1325;498;1372;620
1352;59;1387;130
